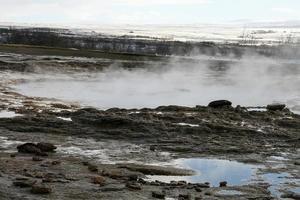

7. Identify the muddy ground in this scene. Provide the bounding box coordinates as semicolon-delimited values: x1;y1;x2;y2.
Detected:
0;50;299;200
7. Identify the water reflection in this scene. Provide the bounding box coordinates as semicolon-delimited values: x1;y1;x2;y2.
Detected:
148;158;258;186
262;173;300;197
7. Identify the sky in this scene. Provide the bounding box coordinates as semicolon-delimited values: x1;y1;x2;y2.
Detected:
0;0;300;25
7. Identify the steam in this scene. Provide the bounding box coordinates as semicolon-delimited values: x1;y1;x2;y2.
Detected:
13;53;300;112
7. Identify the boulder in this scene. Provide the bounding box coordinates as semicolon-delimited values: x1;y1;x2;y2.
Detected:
17;143;54;156
17;143;42;155
208;100;232;108
36;143;57;152
219;181;227;187
267;104;286;111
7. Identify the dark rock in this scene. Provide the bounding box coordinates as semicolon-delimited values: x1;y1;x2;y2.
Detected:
195;187;203;192
294;161;300;166
31;184;52;194
126;182;142;190
36;142;57;152
208;100;232;108
219;181;227;187
152;191;165;199
267;104;286;111
17;143;42;154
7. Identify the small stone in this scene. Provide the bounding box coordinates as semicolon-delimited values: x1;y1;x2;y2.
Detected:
31;184;52;194
152;191;165;199
208;100;232;108
32;156;43;161
126;182;142;190
267;104;286;111
91;176;106;186
195;187;203;192
219;181;227;187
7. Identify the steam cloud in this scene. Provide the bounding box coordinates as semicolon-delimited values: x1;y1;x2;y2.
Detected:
13;53;300;113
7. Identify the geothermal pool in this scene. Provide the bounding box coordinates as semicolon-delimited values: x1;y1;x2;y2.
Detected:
11;57;300;113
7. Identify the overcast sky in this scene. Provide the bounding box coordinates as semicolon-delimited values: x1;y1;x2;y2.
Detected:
0;0;300;25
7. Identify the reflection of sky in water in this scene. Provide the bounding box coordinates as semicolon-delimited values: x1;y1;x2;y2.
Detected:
148;158;258;187
262;173;300;197
216;190;244;196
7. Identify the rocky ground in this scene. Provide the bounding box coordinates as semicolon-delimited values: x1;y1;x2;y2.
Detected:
0;52;299;200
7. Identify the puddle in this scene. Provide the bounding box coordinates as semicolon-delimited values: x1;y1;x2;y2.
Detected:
247;108;267;112
57;117;72;121
147;158;259;186
0;110;22;118
261;173;300;198
176;123;199;127
216;190;244;196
